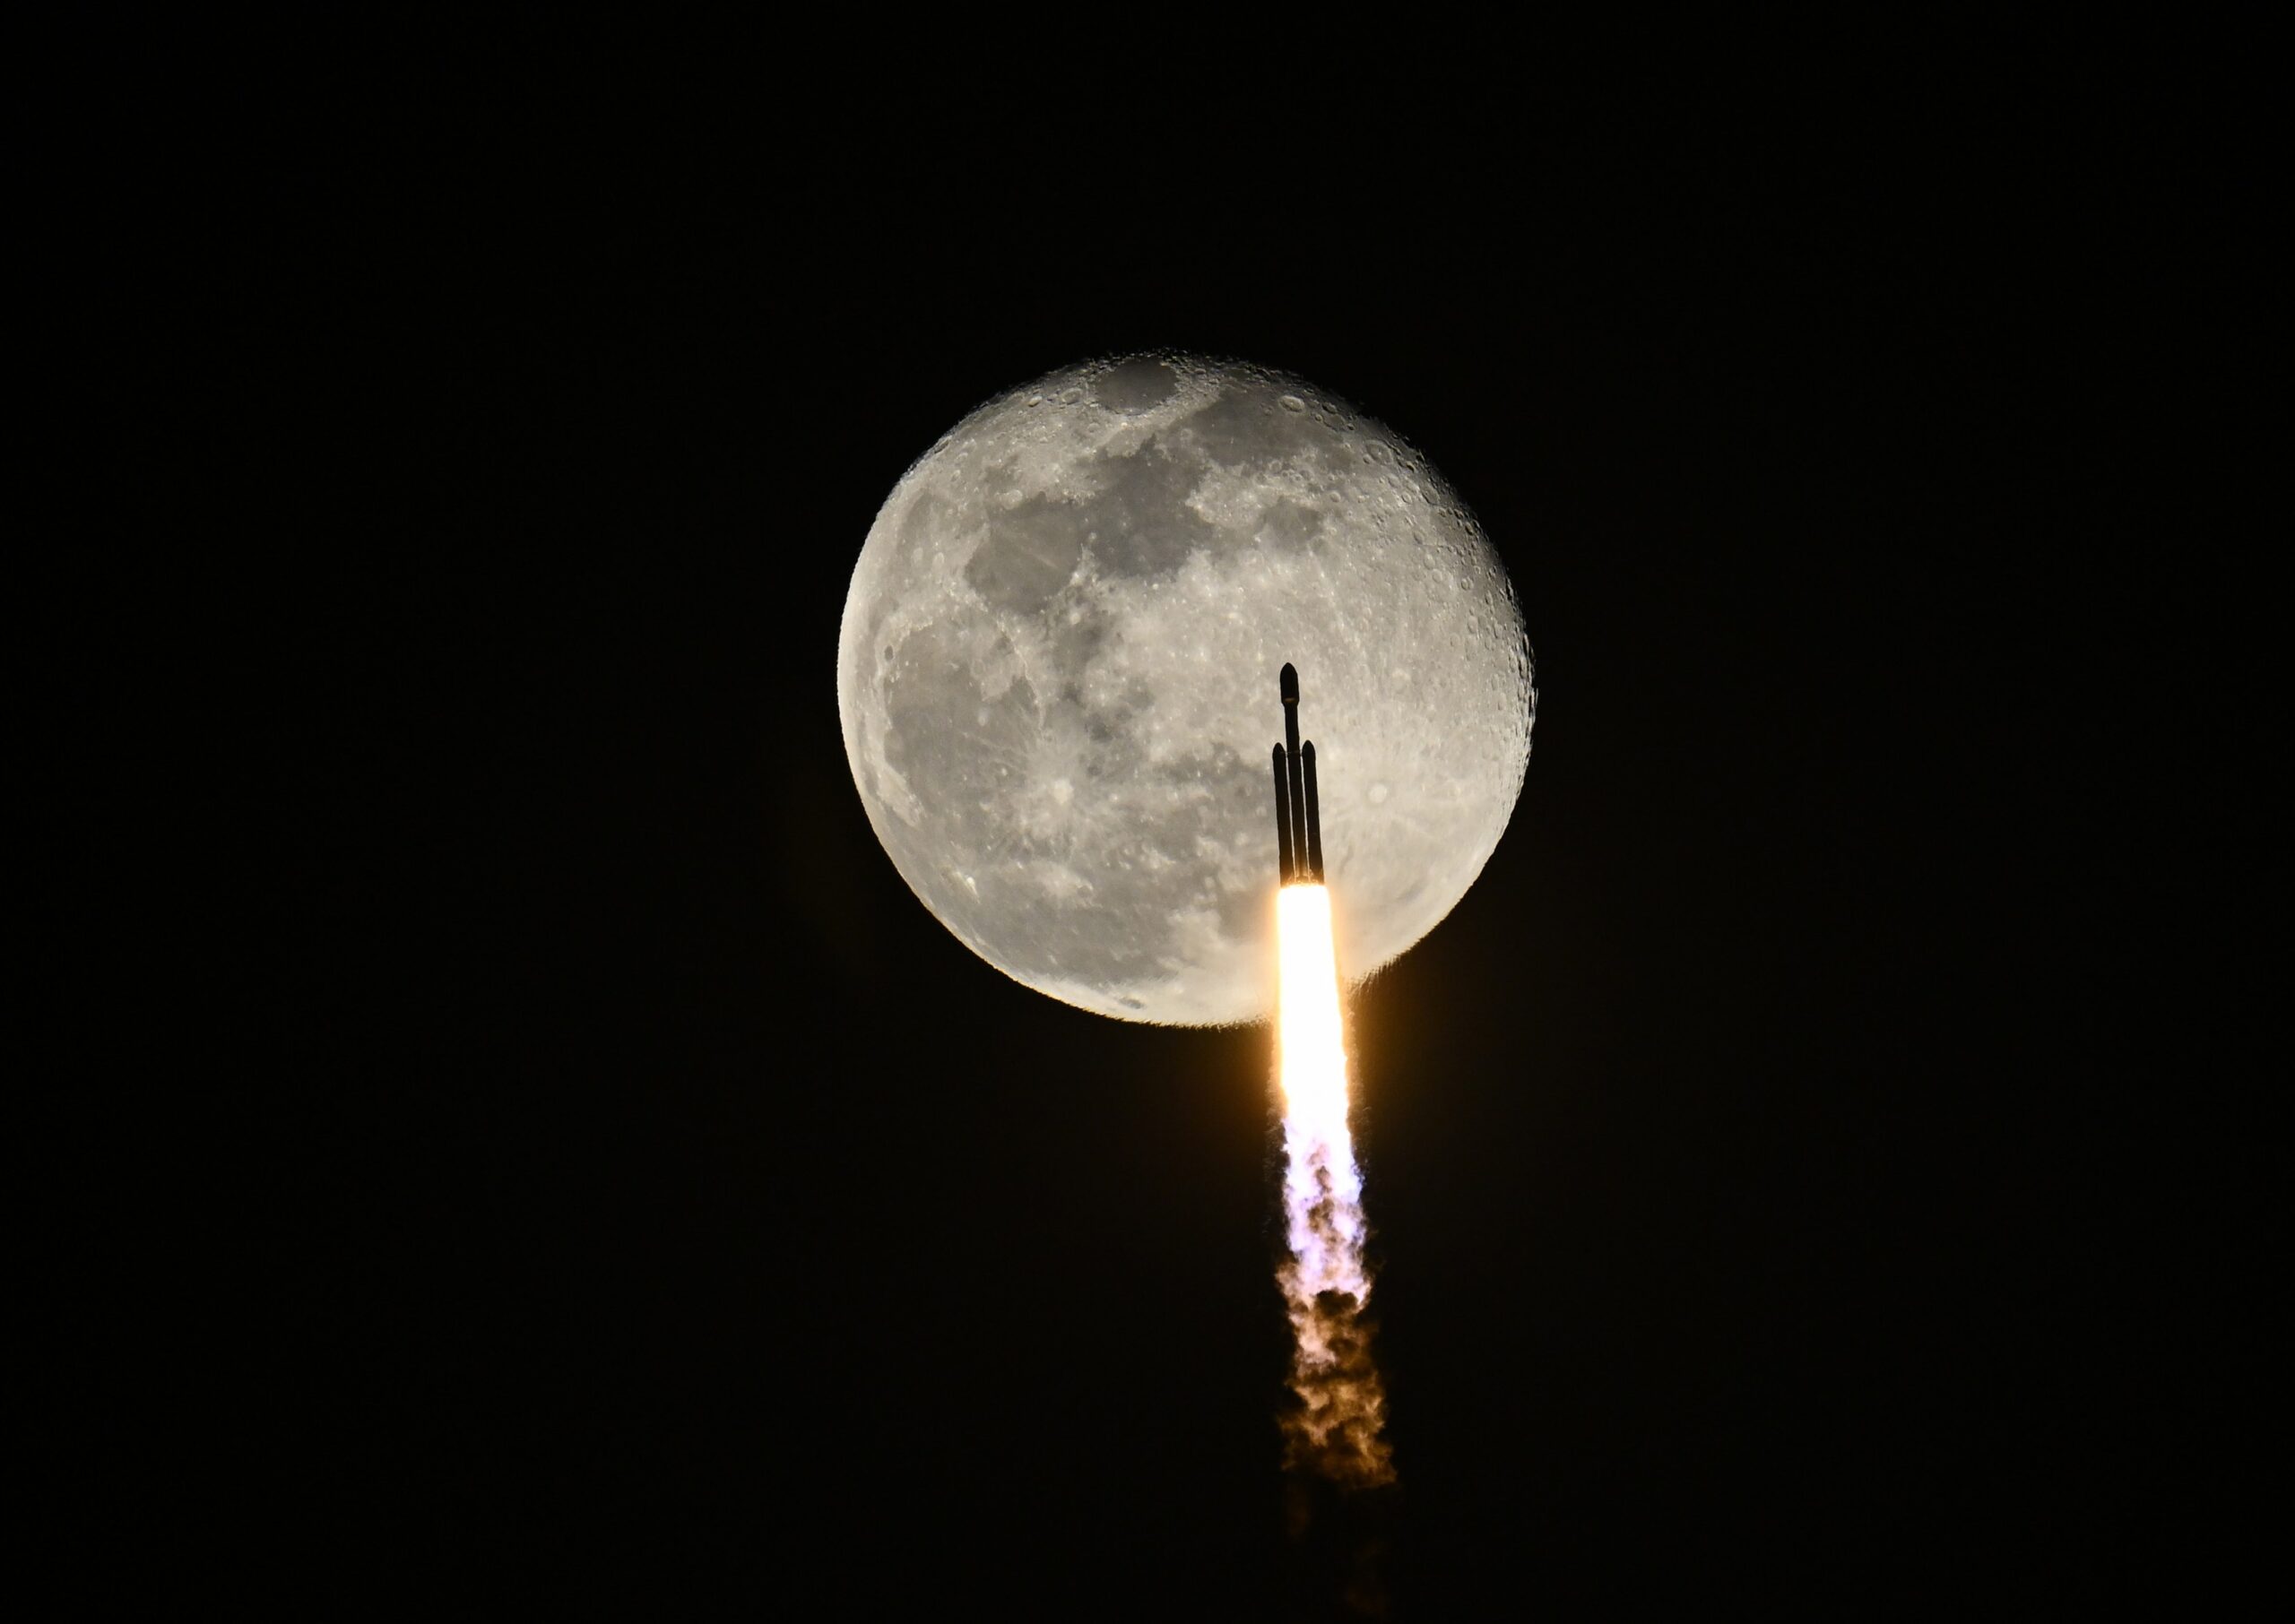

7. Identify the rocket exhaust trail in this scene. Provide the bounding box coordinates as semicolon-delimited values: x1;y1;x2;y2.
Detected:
1269;668;1394;1488
1276;884;1394;1486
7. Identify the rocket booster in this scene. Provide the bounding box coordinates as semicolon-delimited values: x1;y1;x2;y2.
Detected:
1272;662;1325;885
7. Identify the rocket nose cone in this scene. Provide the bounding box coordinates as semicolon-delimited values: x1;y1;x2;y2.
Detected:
1279;662;1299;704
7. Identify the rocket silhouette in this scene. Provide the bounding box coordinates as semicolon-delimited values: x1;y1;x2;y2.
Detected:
1270;662;1324;885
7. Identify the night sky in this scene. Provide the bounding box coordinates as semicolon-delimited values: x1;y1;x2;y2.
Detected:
105;43;2264;1619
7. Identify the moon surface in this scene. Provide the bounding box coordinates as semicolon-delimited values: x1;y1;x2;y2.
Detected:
837;354;1534;1025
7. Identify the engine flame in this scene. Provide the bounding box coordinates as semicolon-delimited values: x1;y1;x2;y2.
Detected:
1275;883;1395;1488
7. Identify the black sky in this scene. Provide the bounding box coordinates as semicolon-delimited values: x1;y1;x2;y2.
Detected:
78;39;2267;1620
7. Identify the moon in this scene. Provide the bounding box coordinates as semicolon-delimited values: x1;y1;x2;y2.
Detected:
837;354;1534;1025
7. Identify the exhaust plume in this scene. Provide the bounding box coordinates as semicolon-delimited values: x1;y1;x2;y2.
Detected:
1274;883;1395;1488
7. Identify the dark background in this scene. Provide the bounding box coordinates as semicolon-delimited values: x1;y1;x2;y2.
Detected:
72;37;2265;1620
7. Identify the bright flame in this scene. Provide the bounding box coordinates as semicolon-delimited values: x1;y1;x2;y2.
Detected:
1274;883;1395;1487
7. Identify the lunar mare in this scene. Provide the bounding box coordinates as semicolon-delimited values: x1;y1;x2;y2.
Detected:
837;354;1534;1025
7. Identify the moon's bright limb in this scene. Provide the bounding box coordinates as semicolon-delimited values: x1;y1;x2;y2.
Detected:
836;354;1534;1025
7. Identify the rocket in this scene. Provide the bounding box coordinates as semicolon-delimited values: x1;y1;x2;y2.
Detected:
1271;662;1325;885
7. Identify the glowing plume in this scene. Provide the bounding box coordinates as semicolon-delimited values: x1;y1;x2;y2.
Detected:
1274;882;1395;1487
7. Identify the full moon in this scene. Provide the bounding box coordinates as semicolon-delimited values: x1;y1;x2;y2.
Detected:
837;354;1534;1025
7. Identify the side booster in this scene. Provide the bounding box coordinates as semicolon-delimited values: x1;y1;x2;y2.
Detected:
1270;662;1325;885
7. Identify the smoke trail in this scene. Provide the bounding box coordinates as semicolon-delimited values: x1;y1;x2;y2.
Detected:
1273;884;1395;1489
